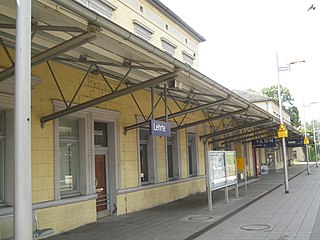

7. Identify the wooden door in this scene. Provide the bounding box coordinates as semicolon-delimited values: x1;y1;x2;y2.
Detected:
95;155;108;212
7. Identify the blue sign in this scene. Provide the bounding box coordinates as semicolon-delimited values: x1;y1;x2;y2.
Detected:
252;138;276;148
150;120;171;137
287;139;304;147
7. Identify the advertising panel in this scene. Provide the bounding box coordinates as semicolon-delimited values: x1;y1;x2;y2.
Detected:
225;151;237;185
208;151;226;190
208;151;237;190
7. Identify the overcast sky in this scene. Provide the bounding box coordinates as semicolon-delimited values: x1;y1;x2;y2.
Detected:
160;0;320;122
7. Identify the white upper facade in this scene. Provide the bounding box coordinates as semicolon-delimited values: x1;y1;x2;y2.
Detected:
73;0;206;70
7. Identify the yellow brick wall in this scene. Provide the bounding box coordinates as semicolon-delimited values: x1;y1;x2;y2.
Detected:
157;137;166;182
247;145;255;176
0;200;96;238
34;200;96;235
234;142;243;158
0;214;13;239
115;0;200;69
117;178;206;215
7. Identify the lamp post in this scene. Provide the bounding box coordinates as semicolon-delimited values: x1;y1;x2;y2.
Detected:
276;53;305;194
312;120;318;168
303;102;319;174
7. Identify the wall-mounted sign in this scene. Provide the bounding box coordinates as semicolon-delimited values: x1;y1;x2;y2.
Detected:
287;138;304;147
236;157;245;171
150;120;171;137
252;138;276;148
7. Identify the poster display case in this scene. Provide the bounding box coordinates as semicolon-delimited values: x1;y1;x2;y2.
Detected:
207;151;239;211
208;151;237;190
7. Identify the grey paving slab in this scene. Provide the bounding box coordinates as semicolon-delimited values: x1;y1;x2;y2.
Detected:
43;163;315;240
196;164;320;240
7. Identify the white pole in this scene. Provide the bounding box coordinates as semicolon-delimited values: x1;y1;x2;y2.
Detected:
276;53;289;193
303;103;311;175
313;121;318;168
204;142;213;211
14;0;32;239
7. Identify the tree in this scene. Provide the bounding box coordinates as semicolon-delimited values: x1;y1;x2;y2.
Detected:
288;106;301;127
260;85;301;127
261;85;294;108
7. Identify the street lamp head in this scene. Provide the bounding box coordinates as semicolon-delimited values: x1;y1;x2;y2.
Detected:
289;60;305;65
304;101;319;107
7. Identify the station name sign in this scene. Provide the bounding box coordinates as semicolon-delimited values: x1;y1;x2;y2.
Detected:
252;138;276;148
150;120;171;137
286;138;304;147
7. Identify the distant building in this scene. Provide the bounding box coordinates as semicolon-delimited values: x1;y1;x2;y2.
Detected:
233;89;304;165
233;89;291;125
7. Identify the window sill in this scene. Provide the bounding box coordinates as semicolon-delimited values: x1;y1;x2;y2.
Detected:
0;205;13;216
118;175;205;195
0;195;96;216
34;194;96;210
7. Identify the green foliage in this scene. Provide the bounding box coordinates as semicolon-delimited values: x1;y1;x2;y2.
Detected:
260;85;294;107
260;85;301;128
288;106;301;127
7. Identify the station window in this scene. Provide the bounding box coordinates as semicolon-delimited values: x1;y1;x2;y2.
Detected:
133;20;154;42
139;128;149;183
187;133;197;177
161;38;177;56
293;151;297;159
167;131;179;180
0;108;14;206
182;51;194;66
59;118;80;196
75;0;117;20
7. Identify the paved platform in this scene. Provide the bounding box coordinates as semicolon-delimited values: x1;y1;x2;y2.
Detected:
44;163;320;240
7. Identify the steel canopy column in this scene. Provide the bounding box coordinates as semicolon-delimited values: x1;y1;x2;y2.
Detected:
14;0;32;239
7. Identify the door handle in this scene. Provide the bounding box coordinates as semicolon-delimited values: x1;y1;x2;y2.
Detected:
96;187;104;193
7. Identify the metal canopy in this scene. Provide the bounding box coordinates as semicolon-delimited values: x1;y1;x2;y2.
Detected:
0;0;303;142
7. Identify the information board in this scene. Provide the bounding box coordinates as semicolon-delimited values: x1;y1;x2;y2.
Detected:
208;151;226;190
225;151;237;185
208;151;237;190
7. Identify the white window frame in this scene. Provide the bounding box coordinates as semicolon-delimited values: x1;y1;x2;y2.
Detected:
182;51;194;66
166;131;181;180
133;20;154;42
75;0;117;20
161;37;177;56
187;131;198;177
54;100;120;203
0;93;14;206
55;114;89;199
136;116;157;185
58;118;82;196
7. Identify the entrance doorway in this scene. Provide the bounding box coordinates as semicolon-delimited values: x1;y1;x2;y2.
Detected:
95;154;109;212
94;122;109;215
